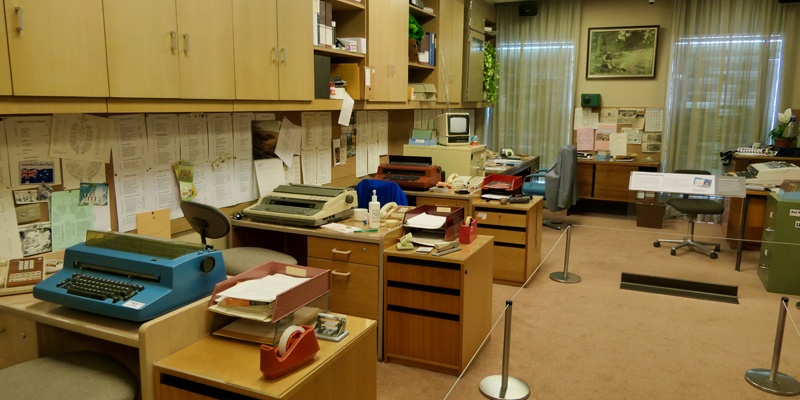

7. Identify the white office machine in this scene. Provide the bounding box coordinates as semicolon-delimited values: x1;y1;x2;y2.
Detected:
404;144;486;177
434;113;471;146
243;184;357;227
735;161;800;186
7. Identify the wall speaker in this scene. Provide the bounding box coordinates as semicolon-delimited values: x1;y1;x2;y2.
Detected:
518;2;538;16
581;93;600;107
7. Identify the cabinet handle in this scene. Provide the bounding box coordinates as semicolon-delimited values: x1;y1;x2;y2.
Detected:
15;7;23;32
759;264;768;270
183;34;190;53
0;327;5;333
765;227;775;232
387;64;391;76
170;31;178;52
331;248;351;255
273;47;279;63
331;270;351;277
281;48;287;63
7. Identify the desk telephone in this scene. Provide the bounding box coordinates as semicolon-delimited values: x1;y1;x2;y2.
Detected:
1;257;44;288
446;173;483;192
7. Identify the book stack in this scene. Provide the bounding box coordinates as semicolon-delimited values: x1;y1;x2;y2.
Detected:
209;273;310;321
315;1;334;48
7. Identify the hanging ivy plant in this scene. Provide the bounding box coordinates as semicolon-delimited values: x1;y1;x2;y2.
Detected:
483;42;499;104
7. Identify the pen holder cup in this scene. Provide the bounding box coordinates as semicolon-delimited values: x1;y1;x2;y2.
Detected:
459;221;477;244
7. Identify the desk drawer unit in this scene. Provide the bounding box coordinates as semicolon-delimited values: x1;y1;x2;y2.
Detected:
383;237;493;375
0;312;38;369
307;237;380;319
415;196;470;209
758;193;800;295
473;199;542;285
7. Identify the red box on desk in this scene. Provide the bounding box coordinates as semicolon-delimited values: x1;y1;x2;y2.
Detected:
402;204;465;242
481;174;523;195
459;220;477;244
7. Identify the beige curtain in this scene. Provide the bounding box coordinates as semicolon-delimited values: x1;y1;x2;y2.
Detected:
493;0;581;167
664;0;787;174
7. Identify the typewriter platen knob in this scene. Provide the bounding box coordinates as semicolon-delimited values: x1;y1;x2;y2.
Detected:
346;194;354;203
200;256;216;273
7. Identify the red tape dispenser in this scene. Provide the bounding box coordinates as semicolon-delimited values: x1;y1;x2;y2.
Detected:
259;325;320;380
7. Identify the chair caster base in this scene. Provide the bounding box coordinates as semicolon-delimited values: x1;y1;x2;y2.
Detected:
653;242;661;248
710;252;718;259
670;249;676;256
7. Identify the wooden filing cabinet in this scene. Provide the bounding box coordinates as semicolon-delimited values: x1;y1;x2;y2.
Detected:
306;236;380;320
0;312;38;369
383;236;493;375
472;198;542;285
757;193;800;295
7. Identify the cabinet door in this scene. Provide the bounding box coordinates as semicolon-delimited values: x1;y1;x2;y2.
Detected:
5;0;108;97
368;0;406;102
388;0;409;101
0;11;11;95
104;0;181;98
438;0;465;103
176;0;235;99
233;0;279;100
276;0;313;100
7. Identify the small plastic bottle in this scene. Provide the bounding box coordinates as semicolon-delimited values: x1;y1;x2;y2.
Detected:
784;115;798;139
368;190;380;229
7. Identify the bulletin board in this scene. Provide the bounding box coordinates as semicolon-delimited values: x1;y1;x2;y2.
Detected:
572;106;664;162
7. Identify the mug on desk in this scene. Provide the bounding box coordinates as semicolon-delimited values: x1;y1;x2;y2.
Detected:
353;208;368;221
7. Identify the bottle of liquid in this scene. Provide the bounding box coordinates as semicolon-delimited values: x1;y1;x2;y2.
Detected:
784;115;798;139
368;190;380;229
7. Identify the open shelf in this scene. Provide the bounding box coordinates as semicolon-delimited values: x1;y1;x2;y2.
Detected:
408;62;435;71
331;0;365;11
314;46;366;60
409;4;436;21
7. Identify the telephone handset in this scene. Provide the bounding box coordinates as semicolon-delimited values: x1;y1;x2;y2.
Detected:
380;202;398;221
447;173;459;184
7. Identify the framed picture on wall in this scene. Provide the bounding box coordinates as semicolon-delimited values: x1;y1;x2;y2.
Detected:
587;25;659;79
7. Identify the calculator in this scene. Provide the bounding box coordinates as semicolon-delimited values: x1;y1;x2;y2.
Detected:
5;257;44;288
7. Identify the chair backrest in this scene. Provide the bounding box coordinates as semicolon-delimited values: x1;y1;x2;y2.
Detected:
543;144;578;211
355;179;409;209
179;200;231;244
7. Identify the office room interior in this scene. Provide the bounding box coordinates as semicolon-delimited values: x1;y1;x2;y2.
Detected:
2;0;800;399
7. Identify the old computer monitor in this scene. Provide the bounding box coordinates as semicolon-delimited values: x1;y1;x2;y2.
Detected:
434;113;470;146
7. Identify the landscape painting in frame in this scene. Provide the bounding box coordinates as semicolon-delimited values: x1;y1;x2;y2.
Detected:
587;26;659;79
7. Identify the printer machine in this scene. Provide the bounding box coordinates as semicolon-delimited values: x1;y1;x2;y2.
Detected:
733;161;800;186
33;230;227;322
243;184;357;227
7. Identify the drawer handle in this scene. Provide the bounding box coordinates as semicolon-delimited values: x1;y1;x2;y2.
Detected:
0;327;5;333
331;270;351;277
331;248;351;255
759;264;768;270
765;227;775;232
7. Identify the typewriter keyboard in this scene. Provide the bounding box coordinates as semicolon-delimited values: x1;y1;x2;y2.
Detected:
384;174;420;181
57;273;144;303
249;204;319;215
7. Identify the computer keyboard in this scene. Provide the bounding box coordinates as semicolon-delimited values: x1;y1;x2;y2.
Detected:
383;174;420;181
249;203;319;216
57;273;144;303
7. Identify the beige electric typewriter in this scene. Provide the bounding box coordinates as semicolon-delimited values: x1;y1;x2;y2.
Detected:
243;184;357;227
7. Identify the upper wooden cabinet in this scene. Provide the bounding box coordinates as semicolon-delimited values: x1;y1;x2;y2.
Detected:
438;0;464;104
4;0;109;97
104;0;235;99
104;0;181;98
175;0;235;99
368;0;408;102
0;11;11;95
231;0;313;101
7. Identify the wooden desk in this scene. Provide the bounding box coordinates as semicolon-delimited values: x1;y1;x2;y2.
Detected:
484;156;541;176
724;154;800;173
0;294;232;400
383;236;493;375
153;316;377;400
578;160;660;202
721;190;769;252
230;217;401;358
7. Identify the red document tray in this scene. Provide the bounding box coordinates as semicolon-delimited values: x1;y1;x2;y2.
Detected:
208;261;330;323
481;174;522;194
402;204;465;242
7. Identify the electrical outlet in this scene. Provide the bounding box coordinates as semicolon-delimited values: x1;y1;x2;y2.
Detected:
16;204;41;224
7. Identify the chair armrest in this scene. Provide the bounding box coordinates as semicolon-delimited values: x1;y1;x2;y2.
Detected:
524;173;546;183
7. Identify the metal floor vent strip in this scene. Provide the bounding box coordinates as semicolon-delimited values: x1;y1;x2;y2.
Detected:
620;272;739;304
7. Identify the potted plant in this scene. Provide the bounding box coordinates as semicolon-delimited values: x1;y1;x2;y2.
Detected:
483;42;499;104
770;108;794;148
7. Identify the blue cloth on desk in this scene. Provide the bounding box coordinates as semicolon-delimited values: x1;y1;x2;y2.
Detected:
355;179;408;209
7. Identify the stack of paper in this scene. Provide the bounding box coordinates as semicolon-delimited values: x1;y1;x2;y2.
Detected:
404;212;446;229
209;274;310;321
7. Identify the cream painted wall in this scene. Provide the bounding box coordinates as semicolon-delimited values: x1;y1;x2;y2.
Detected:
575;0;674;108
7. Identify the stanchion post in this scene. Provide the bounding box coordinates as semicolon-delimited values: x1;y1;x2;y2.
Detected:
745;297;800;395
479;300;530;400
550;224;581;283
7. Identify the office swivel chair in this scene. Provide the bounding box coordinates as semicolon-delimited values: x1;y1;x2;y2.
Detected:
180;201;297;275
653;170;724;259
522;144;578;230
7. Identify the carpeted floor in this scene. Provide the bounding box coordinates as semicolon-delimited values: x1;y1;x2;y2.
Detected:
376;210;800;400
